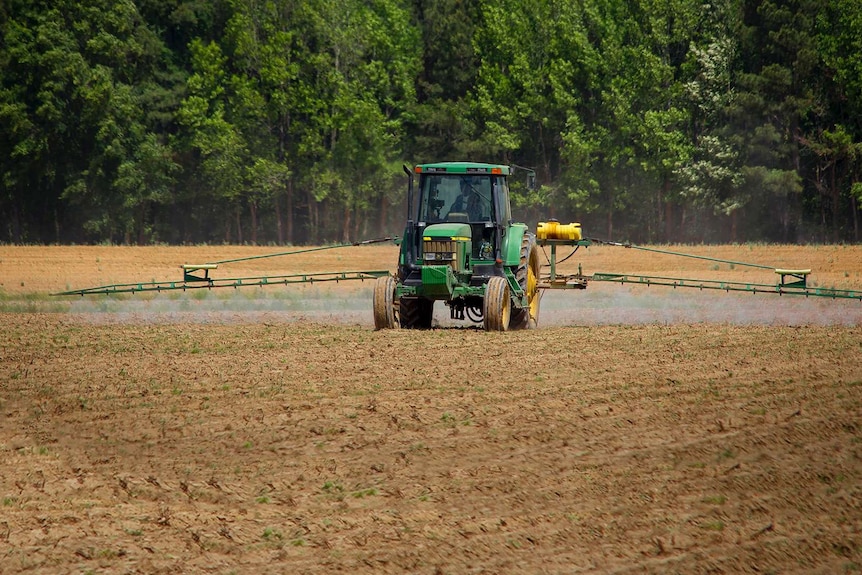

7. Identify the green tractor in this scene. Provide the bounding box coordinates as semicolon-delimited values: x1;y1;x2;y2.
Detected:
373;162;541;331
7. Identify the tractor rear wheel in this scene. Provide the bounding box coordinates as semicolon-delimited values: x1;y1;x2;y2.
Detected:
483;276;510;331
510;233;540;329
399;297;434;329
373;276;399;330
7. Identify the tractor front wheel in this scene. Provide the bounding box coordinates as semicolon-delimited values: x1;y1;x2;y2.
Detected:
483;276;511;331
373;275;399;330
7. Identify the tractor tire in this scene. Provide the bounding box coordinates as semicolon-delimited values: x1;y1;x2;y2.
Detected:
483;276;511;331
373;276;399;330
399;297;434;329
510;233;541;329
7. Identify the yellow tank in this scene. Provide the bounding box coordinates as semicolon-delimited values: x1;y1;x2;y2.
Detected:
537;220;582;241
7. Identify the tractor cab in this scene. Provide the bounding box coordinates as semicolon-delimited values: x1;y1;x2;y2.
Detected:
413;163;513;269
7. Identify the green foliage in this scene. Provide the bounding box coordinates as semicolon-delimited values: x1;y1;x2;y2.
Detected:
1;0;861;244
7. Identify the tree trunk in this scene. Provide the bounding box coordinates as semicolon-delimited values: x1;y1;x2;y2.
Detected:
250;201;258;245
606;190;614;241
379;197;388;238
853;194;859;242
236;207;244;245
307;190;317;244
9;203;21;242
287;179;294;244
607;211;613;241
662;177;673;242
680;207;687;242
137;202;148;245
274;194;284;245
353;205;362;239
730;210;737;243
539;123;552;184
342;205;351;243
831;160;839;242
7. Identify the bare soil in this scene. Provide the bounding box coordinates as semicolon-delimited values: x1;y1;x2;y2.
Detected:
1;244;861;574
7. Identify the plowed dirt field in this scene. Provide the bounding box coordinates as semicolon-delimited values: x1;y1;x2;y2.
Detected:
1;244;861;574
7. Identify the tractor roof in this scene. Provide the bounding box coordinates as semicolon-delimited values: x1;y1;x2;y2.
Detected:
414;162;511;176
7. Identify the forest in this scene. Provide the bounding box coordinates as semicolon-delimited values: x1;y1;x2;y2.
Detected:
1;0;861;245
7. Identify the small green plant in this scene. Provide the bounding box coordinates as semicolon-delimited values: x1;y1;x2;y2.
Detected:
702;520;725;531
351;488;378;498
718;448;735;461
322;481;343;493
262;527;283;542
702;495;727;505
256;495;270;504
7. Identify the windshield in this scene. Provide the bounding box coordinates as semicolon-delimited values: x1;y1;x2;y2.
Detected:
418;175;494;223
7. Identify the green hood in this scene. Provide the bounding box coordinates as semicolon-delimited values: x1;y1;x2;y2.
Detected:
422;222;472;240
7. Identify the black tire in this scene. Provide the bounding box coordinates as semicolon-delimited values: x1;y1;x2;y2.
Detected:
373;276;399;330
483;276;510;331
510;233;541;329
399;297;434;329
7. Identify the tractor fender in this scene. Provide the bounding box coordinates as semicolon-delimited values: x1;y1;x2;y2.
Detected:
502;223;529;267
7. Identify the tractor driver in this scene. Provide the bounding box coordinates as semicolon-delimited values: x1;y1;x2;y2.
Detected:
446;178;485;221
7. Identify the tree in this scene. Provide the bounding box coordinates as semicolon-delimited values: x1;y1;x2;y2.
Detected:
289;0;420;242
406;0;480;160
177;39;248;242
815;0;862;240
0;0;179;243
677;33;747;241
